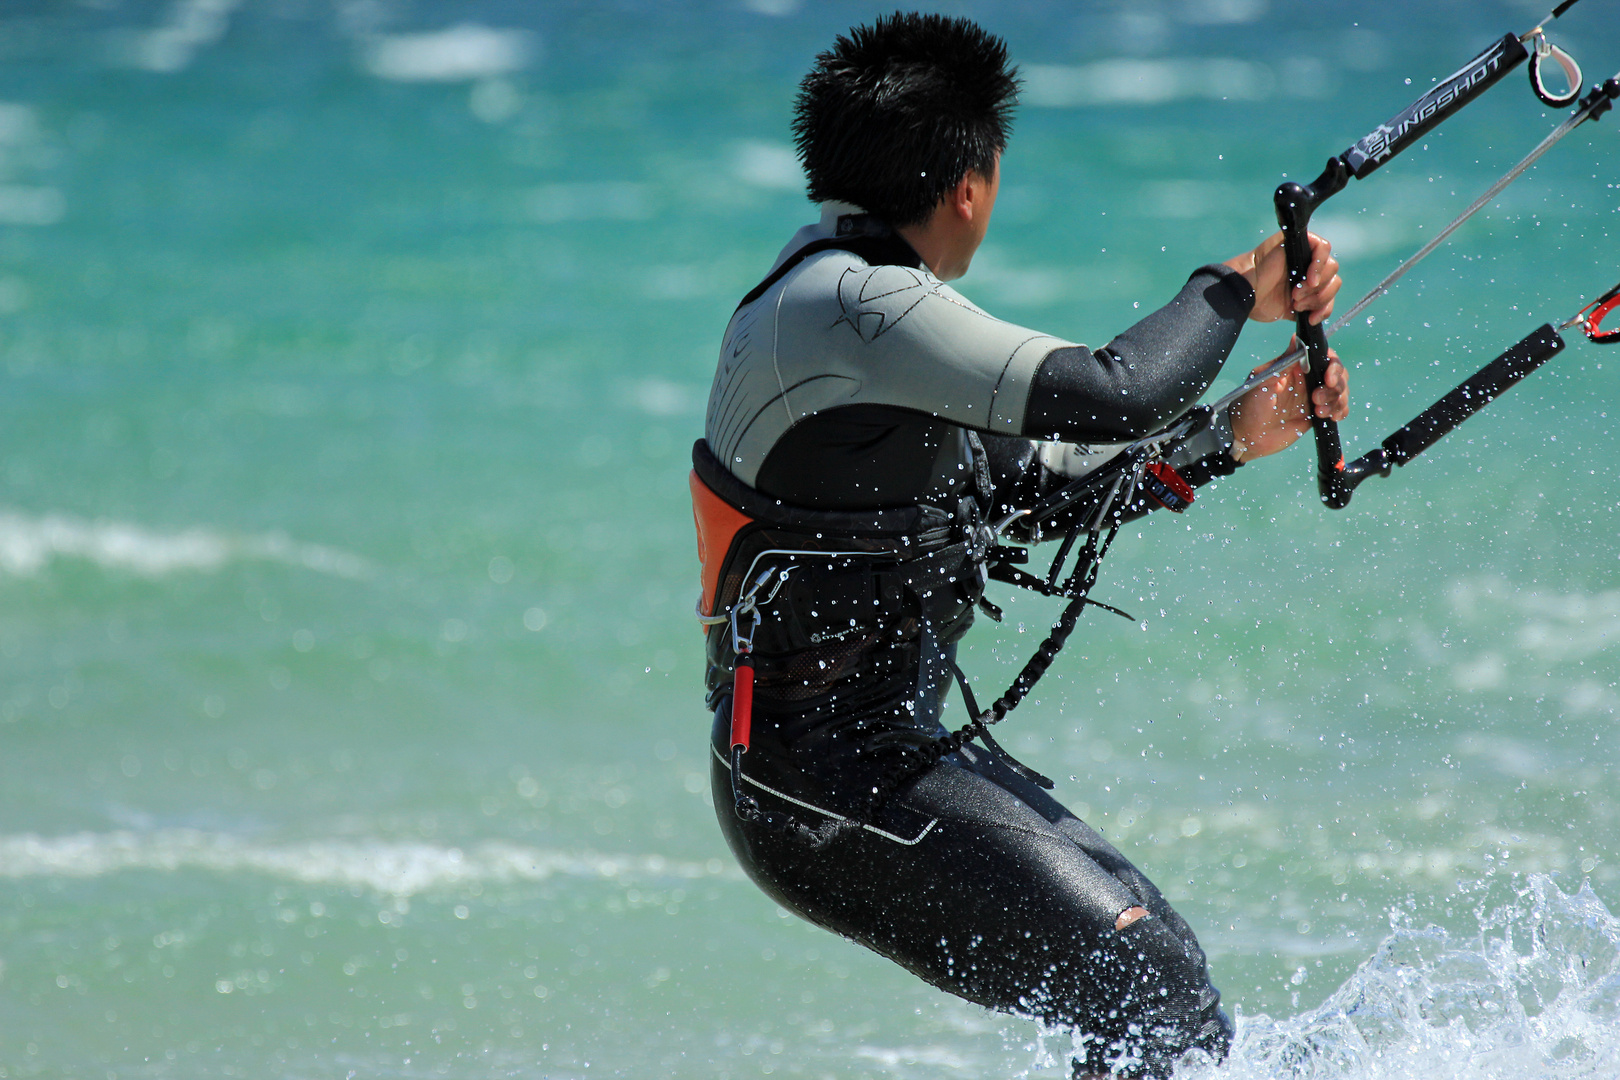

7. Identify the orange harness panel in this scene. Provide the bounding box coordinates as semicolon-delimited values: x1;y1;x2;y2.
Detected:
690;469;754;623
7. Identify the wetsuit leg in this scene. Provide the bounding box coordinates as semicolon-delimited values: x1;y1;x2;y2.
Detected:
710;708;1231;1079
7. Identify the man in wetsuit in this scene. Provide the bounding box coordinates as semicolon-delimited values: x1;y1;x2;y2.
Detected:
696;13;1347;1078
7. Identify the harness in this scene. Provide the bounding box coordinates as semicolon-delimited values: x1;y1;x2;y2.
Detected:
695;219;1218;842
692;425;1194;844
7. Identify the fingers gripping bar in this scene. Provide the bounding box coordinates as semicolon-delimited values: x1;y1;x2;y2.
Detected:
1273;159;1353;509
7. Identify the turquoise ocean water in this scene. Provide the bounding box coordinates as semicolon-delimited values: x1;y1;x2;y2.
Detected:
2;1;1619;1076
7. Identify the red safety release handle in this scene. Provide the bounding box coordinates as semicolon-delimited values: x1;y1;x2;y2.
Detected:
1142;461;1195;512
729;656;754;752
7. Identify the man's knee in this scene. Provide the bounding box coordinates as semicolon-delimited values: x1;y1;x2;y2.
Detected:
1114;905;1148;930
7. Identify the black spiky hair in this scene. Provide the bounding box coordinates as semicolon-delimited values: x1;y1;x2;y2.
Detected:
792;12;1019;228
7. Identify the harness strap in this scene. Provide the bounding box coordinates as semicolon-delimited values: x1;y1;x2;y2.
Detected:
733;216;922;312
861;523;1124;821
988;561;1135;619
950;662;1054;789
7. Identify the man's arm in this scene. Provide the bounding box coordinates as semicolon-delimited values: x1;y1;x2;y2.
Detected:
1021;265;1255;443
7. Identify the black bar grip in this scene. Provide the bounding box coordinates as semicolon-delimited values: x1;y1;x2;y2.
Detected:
1343;33;1529;179
1382;323;1565;464
1274;158;1352;508
1339;323;1567;495
1297;320;1351;508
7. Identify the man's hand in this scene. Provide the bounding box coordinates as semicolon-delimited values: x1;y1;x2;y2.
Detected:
1224;231;1341;325
1229;345;1349;463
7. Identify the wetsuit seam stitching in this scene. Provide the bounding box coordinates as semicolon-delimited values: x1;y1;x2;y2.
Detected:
993;337;1055;432
710;745;940;846
769;259;802;433
730;374;864;478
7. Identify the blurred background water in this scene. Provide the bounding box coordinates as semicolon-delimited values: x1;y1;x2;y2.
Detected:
1;0;1618;1076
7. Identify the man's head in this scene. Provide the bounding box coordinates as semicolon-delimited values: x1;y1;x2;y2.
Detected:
792;13;1019;229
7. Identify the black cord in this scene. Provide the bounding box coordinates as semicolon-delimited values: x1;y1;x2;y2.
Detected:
728;731;848;849
863;524;1121;820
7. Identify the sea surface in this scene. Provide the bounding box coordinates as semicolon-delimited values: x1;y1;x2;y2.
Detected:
2;1;1619;1077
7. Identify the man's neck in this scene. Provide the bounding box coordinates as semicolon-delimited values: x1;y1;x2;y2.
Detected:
896;219;957;280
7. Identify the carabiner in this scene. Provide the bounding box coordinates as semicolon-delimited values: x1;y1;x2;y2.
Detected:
729;565;795;655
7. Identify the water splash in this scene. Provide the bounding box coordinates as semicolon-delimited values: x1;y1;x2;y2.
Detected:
1179;875;1620;1079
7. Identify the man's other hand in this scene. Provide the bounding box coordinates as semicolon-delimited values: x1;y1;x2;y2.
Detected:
1230;344;1349;463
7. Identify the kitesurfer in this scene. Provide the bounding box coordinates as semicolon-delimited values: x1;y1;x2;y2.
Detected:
693;13;1348;1077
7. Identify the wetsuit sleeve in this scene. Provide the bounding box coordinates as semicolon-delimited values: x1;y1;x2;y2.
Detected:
1022;265;1255;442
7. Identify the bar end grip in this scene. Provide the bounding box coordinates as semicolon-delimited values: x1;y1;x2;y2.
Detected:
1272;158;1350;274
1313;417;1354;509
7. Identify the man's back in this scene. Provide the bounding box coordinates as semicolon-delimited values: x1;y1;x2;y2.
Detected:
708;205;1068;510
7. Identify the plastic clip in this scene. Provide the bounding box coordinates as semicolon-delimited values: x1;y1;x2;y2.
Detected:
1140;461;1195;512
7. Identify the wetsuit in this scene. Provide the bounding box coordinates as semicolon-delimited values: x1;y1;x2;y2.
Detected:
701;204;1253;1078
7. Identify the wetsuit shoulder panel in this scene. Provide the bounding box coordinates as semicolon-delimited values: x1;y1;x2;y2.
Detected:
708;249;1073;490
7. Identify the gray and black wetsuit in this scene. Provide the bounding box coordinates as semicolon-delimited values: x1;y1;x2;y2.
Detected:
702;205;1254;1077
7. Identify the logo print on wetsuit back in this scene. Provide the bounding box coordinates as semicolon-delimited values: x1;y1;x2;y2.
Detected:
832;265;942;343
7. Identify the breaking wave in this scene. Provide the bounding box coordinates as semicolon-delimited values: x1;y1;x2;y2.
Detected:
0;509;369;578
0;830;727;896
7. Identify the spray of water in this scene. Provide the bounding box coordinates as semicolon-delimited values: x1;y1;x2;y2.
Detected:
1174;874;1620;1079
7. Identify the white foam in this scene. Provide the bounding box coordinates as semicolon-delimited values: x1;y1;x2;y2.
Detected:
525;182;651;223
1178;875;1620;1079
0;103;41;145
731;141;802;190
0;509;369;579
1177;0;1267;25
1450;577;1620;665
1022;59;1276;108
1308;214;1409;260
0;185;64;226
740;0;802;15
853;1045;976;1071
0;830;727;896
119;0;239;74
631;378;701;417
362;24;535;83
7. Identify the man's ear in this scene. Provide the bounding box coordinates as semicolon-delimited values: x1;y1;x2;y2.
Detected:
948;172;977;222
